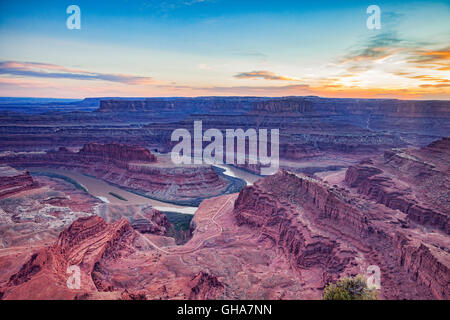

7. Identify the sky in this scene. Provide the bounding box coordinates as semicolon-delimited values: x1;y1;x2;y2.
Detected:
0;0;449;99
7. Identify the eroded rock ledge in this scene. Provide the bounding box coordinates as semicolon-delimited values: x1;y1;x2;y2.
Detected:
345;138;449;234
0;142;237;206
1;163;448;299
0;166;37;199
234;170;449;299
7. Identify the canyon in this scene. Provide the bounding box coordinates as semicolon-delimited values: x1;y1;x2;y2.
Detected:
0;138;448;299
0;96;448;300
1;97;448;156
0;142;244;206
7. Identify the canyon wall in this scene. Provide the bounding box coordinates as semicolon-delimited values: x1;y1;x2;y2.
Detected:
345;138;450;234
234;170;449;299
79;142;156;163
0;166;37;199
1;166;448;299
0;143;240;206
1;96;448;154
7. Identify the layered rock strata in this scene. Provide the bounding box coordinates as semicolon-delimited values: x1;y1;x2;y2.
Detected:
0;166;37;199
0;143;238;205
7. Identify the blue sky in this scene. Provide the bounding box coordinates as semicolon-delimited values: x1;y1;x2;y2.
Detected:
0;0;449;98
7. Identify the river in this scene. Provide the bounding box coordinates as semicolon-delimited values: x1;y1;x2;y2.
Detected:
30;164;261;215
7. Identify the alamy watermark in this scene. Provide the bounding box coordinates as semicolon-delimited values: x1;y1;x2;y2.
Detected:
65;5;380;30
66;5;81;30
367;5;381;30
65;5;380;32
171;121;279;175
66;265;81;289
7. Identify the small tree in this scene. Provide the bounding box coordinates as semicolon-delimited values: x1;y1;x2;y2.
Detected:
322;275;378;300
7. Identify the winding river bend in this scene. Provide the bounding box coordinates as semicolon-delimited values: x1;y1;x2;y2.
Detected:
30;164;260;215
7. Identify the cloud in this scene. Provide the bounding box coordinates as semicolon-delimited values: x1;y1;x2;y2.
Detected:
407;46;450;70
0;61;153;85
202;84;310;92
338;30;437;72
406;75;449;82
334;28;449;97
138;0;212;13
419;83;450;88
231;51;268;62
340;32;409;66
234;70;300;81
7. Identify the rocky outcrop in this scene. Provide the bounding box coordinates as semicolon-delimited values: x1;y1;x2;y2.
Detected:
0;143;156;170
234;171;366;287
345;139;450;234
0;166;37;199
236;171;369;235
394;233;449;300
79;142;156;163
234;170;449;299
2;216;137;299
344;164;383;188
0;214;225;300
0;143;238;206
130;208;171;236
1;167;448;300
97;97;261;114
251;98;314;113
188;272;224;300
8;253;43;286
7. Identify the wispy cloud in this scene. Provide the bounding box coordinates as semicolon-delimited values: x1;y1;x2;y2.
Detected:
407;46;450;71
234;70;300;81
200;84;311;93
231;51;268;62
0;61;154;85
138;0;212;13
339;31;425;69
332;28;449;96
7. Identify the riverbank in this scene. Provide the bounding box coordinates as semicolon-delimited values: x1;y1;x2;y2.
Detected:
26;164;254;214
28;168;198;214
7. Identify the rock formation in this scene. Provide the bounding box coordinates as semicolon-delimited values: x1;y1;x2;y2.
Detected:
188;272;224;300
3;216;137;299
79;142;156;164
129;207;172;236
0;143;240;206
0;166;37;199
1;96;448;156
345;138;449;234
0;96;448;300
2;158;447;299
234;170;449;299
0;174;100;249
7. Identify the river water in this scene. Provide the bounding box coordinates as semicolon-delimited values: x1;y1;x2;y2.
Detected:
31;164;261;215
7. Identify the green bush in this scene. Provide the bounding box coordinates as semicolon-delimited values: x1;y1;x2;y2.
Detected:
322;275;378;300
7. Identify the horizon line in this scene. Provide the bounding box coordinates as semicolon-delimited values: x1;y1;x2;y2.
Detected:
1;95;450;102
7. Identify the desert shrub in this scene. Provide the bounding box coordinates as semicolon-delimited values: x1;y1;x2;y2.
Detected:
322;275;378;300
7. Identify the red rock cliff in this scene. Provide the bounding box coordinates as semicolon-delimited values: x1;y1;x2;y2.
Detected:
345;139;450;234
234;170;449;299
0;166;37;199
79;142;156;163
3;216;137;299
